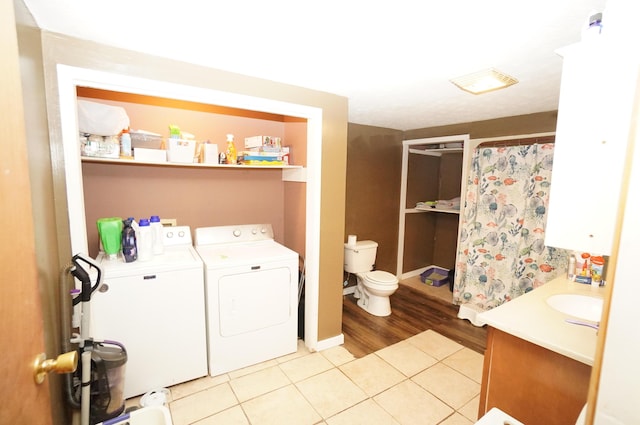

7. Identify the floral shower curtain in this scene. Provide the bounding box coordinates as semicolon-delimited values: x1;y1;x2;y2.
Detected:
453;143;568;311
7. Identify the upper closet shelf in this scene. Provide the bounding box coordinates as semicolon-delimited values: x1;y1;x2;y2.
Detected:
408;147;463;157
81;156;303;170
411;206;460;214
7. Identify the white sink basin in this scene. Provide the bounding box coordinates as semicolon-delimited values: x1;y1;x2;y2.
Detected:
546;294;603;322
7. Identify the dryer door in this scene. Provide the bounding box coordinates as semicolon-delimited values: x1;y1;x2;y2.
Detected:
218;266;293;336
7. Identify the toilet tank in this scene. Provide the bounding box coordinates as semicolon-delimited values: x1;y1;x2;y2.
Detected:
344;240;378;274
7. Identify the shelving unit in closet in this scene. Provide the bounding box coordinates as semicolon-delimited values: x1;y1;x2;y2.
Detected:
77;87;306;175
396;135;469;281
76;86;309;259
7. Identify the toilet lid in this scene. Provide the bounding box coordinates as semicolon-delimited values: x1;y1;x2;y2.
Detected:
366;270;398;284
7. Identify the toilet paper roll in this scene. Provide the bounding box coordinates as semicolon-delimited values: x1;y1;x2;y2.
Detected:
347;235;357;247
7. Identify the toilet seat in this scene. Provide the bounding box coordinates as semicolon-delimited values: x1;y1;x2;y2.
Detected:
364;270;397;285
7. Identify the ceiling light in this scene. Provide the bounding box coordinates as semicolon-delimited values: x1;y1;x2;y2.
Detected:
450;68;518;95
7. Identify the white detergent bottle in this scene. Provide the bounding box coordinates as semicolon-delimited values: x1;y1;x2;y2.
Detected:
137;218;153;261
150;215;164;255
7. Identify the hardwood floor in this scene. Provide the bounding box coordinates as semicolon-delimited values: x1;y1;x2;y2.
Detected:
341;283;487;358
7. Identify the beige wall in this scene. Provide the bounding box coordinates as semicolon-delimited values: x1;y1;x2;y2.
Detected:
284;119;309;259
345;124;404;274
82;163;287;257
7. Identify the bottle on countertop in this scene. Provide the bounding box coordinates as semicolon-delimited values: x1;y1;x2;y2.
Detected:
137;218;153;262
121;218;137;263
225;134;237;165
580;252;591;276
150;215;164;255
591;255;605;287
574;252;593;284
581;10;603;41
567;254;576;281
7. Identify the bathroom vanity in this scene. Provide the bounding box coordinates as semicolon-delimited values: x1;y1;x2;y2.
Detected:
477;277;604;425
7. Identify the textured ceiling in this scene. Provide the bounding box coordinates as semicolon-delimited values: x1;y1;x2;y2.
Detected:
20;0;607;130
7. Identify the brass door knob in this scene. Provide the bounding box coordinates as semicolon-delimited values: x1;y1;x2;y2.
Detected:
33;350;78;384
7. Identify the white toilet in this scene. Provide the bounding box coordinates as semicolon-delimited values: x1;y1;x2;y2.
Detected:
344;240;399;317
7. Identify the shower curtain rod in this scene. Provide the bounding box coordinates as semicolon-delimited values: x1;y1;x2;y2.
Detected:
477;135;555;148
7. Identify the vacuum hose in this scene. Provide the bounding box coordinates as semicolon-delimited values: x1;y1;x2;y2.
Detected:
59;264;81;409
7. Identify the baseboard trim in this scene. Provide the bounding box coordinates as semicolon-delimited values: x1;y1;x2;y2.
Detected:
315;333;344;351
400;266;429;280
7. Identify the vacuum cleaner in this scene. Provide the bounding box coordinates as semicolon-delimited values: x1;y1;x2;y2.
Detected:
62;253;128;425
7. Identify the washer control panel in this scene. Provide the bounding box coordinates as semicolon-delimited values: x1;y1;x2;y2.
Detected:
162;225;193;246
195;224;274;246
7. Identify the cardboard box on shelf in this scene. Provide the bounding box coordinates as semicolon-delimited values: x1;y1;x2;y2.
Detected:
244;135;282;149
203;143;219;164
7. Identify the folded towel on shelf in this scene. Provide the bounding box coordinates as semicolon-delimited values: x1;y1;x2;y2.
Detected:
416;201;438;208
434;197;461;210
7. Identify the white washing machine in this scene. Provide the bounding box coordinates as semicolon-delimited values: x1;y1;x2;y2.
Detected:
92;226;207;398
195;224;299;376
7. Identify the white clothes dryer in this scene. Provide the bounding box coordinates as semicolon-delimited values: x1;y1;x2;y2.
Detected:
195;224;299;376
92;226;208;398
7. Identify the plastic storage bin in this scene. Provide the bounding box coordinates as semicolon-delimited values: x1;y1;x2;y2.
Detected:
130;131;163;150
95;405;173;425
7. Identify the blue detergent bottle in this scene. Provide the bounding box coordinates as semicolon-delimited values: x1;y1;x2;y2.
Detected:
122;218;138;263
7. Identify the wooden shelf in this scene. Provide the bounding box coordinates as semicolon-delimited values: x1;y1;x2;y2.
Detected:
408;147;463;157
81;156;303;170
413;206;460;215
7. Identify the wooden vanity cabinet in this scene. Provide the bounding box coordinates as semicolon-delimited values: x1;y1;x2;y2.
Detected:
479;327;591;425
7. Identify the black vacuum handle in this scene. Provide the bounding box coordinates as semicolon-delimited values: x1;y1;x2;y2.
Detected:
70;253;103;303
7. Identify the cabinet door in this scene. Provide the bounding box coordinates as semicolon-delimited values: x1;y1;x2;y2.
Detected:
479;328;590;425
545;42;639;255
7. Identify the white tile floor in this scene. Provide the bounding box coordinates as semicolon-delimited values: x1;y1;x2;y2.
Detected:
126;330;484;425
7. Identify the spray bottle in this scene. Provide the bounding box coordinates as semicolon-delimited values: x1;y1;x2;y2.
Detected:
225;134;237;165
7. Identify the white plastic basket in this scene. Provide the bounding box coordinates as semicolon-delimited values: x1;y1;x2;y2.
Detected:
167;139;196;163
96;405;173;425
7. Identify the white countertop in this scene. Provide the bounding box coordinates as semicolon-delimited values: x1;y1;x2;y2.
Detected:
477;276;605;366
